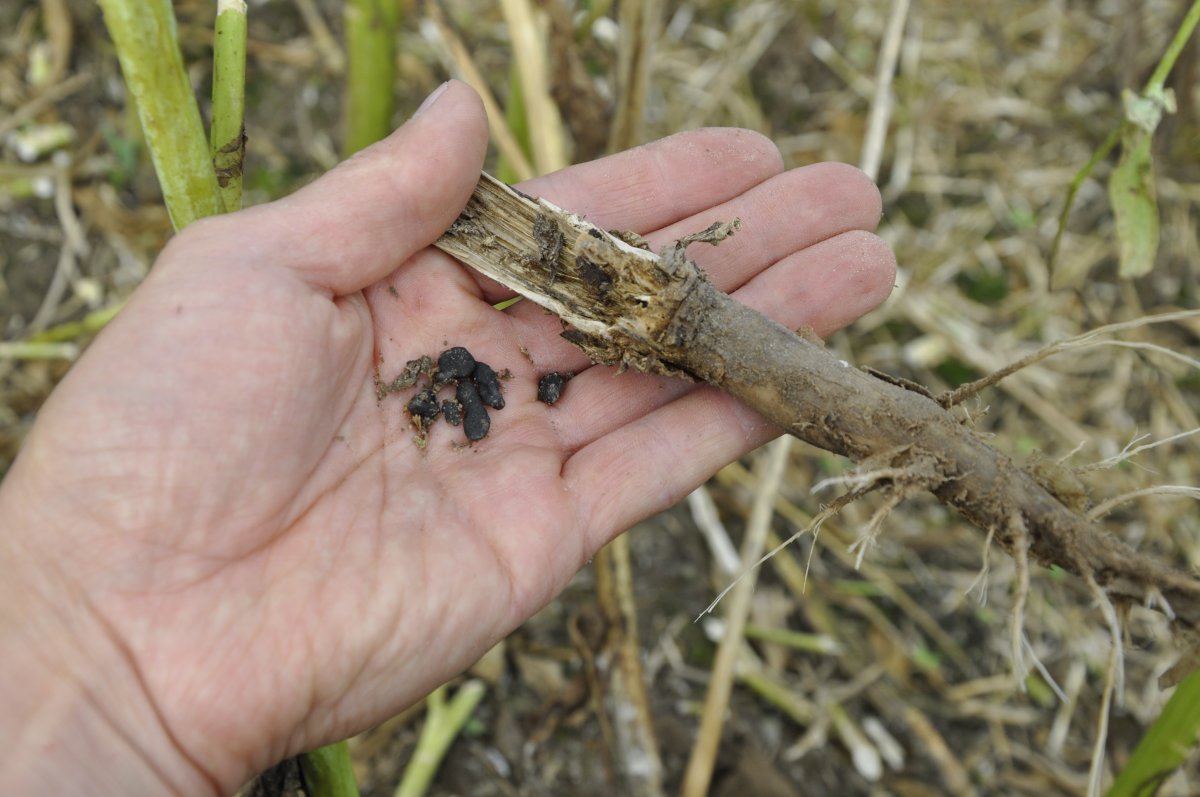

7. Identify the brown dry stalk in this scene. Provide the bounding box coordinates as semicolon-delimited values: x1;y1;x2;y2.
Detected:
434;173;1200;633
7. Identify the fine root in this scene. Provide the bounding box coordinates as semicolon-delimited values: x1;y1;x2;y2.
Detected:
1009;515;1032;687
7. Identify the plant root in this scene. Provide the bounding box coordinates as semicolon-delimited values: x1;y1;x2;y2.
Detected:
434;173;1200;646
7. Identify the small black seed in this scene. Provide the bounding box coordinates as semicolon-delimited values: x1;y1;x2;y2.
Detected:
437;346;477;381
457;382;491;441
473;362;505;409
407;387;441;420
537;372;570;405
442;399;463;426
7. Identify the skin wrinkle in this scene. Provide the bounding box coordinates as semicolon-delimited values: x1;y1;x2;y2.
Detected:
78;589;222;796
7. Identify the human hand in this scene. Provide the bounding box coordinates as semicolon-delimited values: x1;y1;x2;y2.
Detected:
0;80;894;795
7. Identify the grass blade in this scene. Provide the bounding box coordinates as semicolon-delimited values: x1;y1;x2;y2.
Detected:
1106;668;1200;797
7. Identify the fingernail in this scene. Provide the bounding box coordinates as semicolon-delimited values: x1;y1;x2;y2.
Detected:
414;81;450;118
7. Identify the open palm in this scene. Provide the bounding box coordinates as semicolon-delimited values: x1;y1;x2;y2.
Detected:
0;82;894;793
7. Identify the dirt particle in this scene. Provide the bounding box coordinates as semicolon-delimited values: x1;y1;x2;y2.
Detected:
537;372;572;405
442;399;463;426
380;355;434;396
407;387;441;422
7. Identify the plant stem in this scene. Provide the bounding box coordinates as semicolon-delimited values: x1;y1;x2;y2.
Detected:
394;681;486;797
682;438;790;797
343;0;400;156
0;341;79;361
98;0;223;229
211;0;248;212
298;740;360;797
28;300;124;343
495;61;532;184
1144;0;1200;93
1048;127;1120;276
608;0;660;152
434;172;1200;629
498;0;565;174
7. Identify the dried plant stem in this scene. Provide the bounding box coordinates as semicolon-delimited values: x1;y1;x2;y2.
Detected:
593;534;663;796
425;4;534;181
608;0;661;152
293;0;345;73
939;309;1200;407
498;0;565;174
681;437;790;797
435;173;1200;632
859;0;911;181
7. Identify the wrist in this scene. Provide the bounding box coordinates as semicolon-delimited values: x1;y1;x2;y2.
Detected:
0;496;219;796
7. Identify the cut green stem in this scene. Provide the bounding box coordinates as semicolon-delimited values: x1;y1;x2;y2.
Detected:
211;0;248;212
98;0;223;229
298;740;361;797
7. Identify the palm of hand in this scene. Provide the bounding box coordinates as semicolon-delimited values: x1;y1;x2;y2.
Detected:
1;83;893;791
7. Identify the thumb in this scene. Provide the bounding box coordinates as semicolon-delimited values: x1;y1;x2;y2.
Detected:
252;80;488;295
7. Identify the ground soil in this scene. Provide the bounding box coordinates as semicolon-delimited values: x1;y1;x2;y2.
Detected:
2;1;1199;795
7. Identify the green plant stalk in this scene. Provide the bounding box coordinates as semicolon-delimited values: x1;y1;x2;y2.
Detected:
28;301;124;343
394;681;487;797
211;0;248;212
98;0;223;229
1107;668;1200;797
743;623;840;655
298;740;361;797
1143;0;1200;93
1047;127;1119;275
343;0;400;156
0;341;79;361
495;61;533;185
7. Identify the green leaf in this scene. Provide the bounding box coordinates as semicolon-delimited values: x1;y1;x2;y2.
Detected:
1108;89;1175;279
1107;668;1200;797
